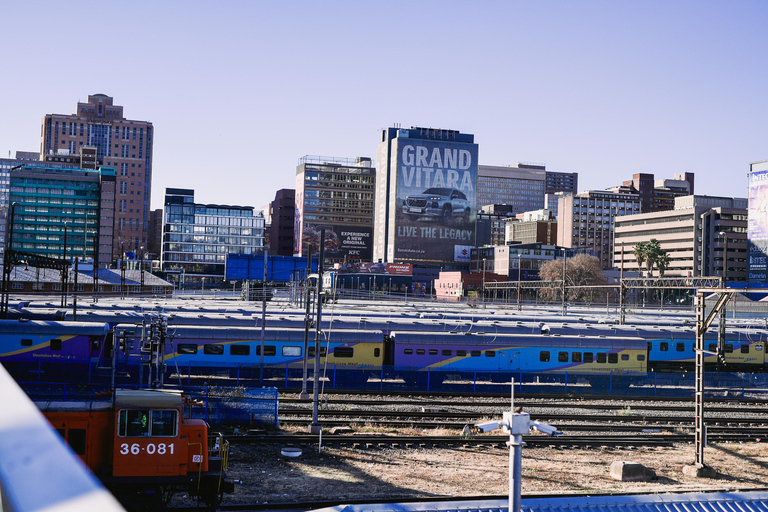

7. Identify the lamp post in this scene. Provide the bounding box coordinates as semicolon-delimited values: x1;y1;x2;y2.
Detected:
718;231;728;370
517;253;522;312
201;277;206;297
482;257;486;307
561;248;567;316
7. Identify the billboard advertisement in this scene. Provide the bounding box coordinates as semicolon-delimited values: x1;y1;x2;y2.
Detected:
393;138;478;263
301;224;373;261
749;165;768;282
293;170;306;256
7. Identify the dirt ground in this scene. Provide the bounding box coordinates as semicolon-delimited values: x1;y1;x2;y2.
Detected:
223;438;768;505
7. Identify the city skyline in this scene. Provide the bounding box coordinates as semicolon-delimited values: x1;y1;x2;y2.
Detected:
1;1;766;212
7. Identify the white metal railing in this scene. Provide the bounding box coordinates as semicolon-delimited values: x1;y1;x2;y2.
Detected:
0;365;124;512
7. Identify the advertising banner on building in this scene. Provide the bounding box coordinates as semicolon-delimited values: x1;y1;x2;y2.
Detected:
748;166;768;282
301;224;373;261
393;138;478;263
293;171;305;257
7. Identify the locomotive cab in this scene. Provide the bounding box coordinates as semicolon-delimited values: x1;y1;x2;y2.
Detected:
113;389;208;477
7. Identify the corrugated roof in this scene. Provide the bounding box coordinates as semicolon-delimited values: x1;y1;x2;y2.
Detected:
312;492;768;512
0;266;172;287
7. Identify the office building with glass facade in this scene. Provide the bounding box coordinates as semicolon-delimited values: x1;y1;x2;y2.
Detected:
161;188;265;286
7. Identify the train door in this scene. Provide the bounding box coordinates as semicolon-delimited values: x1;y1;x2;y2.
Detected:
505;349;521;372
383;334;395;366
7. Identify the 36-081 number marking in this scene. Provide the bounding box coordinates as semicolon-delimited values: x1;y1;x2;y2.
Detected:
120;443;174;455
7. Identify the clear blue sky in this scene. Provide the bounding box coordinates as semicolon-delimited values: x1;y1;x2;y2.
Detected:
1;1;766;212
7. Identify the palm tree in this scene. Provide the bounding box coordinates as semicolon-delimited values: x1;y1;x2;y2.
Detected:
656;250;670;277
633;242;647;277
645;239;661;277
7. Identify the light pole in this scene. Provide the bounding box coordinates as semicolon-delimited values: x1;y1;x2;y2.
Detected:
482;257;486;307
139;245;145;295
201;277;206;297
517;253;522;311
561;249;567;316
718;230;728;370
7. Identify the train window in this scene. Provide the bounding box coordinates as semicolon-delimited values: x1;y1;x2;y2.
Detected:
90;337;100;351
456;350;467;356
708;343;717;352
416;349;426;355
374;348;380;358
675;343;685;352
621;354;629;361
67;429;87;455
741;345;750;354
572;352;582;363
725;344;733;353
659;342;669;352
20;339;33;347
150;410;178;436
558;352;568;362
442;350;452;356
485;351;495;357
429;349;438;355
540;351;550;362
118;409;178;437
471;351;481;357
584;352;594;363
177;344;198;354
283;346;301;357
256;345;277;356
50;339;62;351
403;349;413;354
596;353;607;363
308;346;327;357
334;347;354;358
230;344;250;356
637;354;646;361
608;354;618;364
203;344;224;355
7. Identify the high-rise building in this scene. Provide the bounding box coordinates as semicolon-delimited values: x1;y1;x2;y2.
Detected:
476;163;577;213
270;189;295;257
147;209;163;260
613;172;694;213
557;189;642;269
41;94;153;262
7;163;115;267
615;195;747;280
375;126;478;266
294;156;375;264
161;188;264;286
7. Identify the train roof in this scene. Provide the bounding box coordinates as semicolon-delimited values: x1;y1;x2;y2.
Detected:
115;389;183;408
0;319;109;335
390;331;648;348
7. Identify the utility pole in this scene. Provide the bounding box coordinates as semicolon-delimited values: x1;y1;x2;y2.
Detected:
300;247;312;400
561;249;567;316
619;244;625;325
718;231;728;371
310;230;325;435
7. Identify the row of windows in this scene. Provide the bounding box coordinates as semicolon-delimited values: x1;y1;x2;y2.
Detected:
175;343;355;358
657;342;745;354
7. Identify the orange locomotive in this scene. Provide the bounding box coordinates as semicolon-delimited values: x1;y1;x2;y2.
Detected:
39;388;234;508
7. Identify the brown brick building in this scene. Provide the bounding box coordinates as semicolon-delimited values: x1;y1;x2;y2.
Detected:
41;94;153;263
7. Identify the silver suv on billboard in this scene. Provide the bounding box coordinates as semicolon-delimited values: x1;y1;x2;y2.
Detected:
403;187;471;223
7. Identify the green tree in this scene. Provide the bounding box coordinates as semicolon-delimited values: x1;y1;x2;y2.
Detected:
645;239;661;277
656;250;670;277
633;242;647;277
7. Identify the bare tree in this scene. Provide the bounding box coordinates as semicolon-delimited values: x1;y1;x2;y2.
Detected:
539;253;607;302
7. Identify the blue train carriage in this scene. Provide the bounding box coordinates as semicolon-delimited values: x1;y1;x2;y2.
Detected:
113;324;386;384
645;328;768;372
0;320;109;382
389;331;647;390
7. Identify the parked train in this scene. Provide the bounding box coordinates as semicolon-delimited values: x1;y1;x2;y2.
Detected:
38;388;234;507
2;319;767;387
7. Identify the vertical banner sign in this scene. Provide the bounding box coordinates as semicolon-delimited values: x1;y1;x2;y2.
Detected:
293;170;305;257
393;139;478;263
374;140;389;262
748;167;768;282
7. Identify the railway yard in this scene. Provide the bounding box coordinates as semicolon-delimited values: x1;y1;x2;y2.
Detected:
181;391;768;510
4;294;768;510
